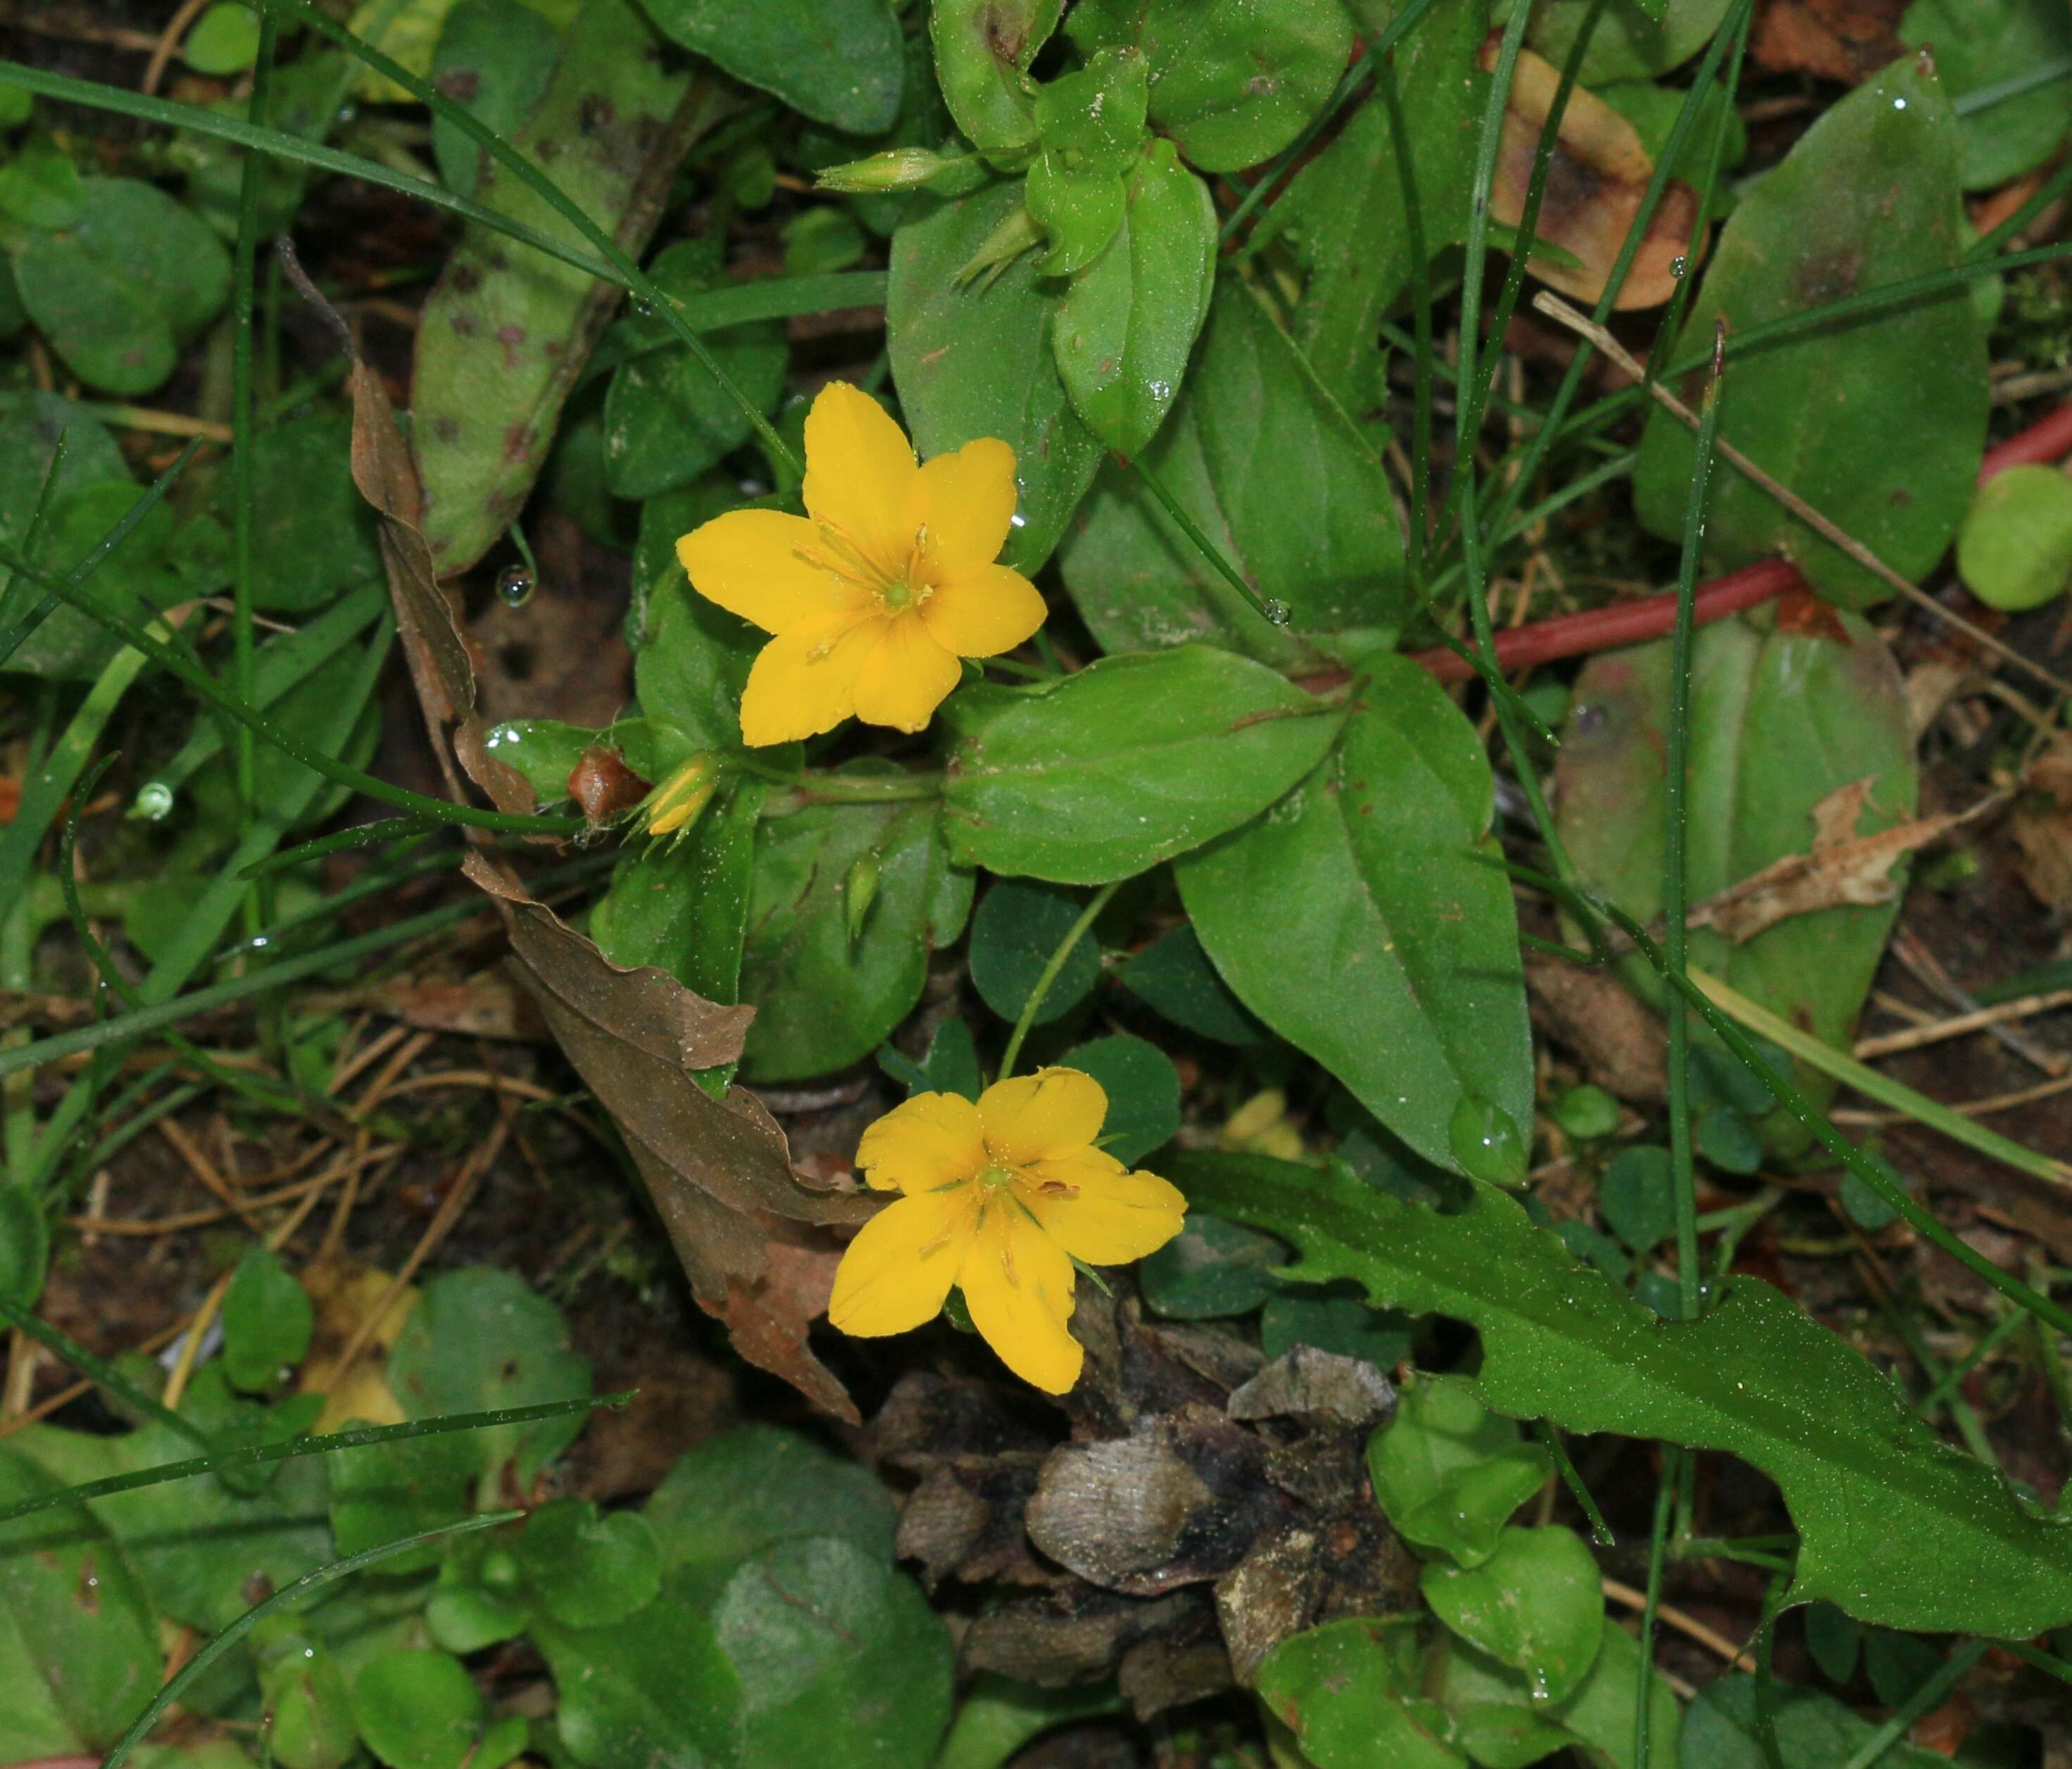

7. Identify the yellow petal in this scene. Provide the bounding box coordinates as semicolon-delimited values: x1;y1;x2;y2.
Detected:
828;1185;977;1337
677;509;861;634
1019;1159;1188;1266
959;1200;1082;1393
914;438;1019;581
856;1091;986;1195
979;1067;1109;1166
737;611;884;746
803;382;919;579
852;610;965;734
918;563;1048;660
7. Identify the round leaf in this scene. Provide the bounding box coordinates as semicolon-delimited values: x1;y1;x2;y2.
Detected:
1059;1033;1180;1166
350;1651;498;1769
1421;1525;1605;1706
1366;1377;1552;1568
967;878;1101;1027
517;1499;663;1630
220;1246;315;1392
1138;1213;1288;1319
1957;462;2072;613
185;4;264;74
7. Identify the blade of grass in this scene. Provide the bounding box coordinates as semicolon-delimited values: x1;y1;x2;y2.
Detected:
1633;1447;1679;1769
103;1511;522;1768
998;881;1122;1081
1837;1642;1990;1769
241;812;463;880
0;1290;210;1452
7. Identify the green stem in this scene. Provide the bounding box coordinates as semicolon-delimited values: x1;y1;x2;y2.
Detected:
1633;1449;1678;1769
0;1291;211;1454
1131;458;1281;627
1533;1420;1613;1545
998;881;1122;1081
1836;1642;1989;1769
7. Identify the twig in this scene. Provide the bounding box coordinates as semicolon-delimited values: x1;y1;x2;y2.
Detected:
1533;291;2072;698
141;0;215;96
1852;986;2072;1060
1602;1577;1754;1673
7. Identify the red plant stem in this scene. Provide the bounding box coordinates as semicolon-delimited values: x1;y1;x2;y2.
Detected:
1402;396;2072;685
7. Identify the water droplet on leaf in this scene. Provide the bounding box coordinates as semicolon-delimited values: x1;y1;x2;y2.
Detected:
1262;598;1291;626
1449;1093;1527;1185
133;781;175;821
496;564;534;607
1669;255;1688;279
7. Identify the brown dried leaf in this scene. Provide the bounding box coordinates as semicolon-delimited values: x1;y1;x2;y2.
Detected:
1482;41;1704;310
368;971;549;1042
1750;0;1907;83
1686;779;1987;943
2013;731;2072;912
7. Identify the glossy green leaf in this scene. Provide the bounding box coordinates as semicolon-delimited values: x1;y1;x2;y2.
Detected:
1422;1526;1604;1704
429;0;560;197
1253;0;1488;409
412;0;704;576
739;790;969;1081
1633;56;1986;608
352;1650;525;1769
1441;1625;1683;1769
1178;657;1532;1172
1053;141;1213;454
535;1579;743;1769
888;180;1104;572
1174;1150;2072;1635
641;0;903;134
1118;922;1262;1043
1069;0;1353;172
10;177;230;396
1555;613;1917;1110
1256;1618;1468;1769
927;0;1062;159
387;1267;592;1485
517;1500;663;1630
1528;0;1731;81
1901;0;2072;189
1060;276;1406;668
480;717;596;800
221;1246;315;1392
946;646;1342;883
0;1450;161;1752
1059;1033;1180;1165
603;241;789;501
967;877;1101;1026
1138;1212;1289;1319
1367;1376;1552;1568
643;1425;898;1609
714;1535;953;1769
1957;461;2072;611
1261;1288;1413;1369
1680;1676;1945;1769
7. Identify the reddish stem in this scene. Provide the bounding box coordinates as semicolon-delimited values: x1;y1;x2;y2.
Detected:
1400;395;2072;685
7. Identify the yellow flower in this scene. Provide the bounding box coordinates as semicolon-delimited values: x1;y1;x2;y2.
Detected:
828;1069;1187;1394
638;752;719;840
675;382;1048;748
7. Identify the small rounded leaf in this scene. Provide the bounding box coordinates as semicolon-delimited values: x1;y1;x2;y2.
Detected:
517;1499;663;1630
1421;1525;1605;1706
220;1246;314;1392
185;4;263;74
351;1651;501;1769
1958;464;2072;613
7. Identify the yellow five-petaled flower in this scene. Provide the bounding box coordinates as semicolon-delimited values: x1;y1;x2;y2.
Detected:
676;382;1048;748
829;1069;1188;1394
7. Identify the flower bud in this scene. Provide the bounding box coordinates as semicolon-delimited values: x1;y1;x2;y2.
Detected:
639;753;720;841
816;146;973;195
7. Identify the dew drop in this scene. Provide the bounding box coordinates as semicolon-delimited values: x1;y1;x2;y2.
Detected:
496;563;535;607
1449;1093;1528;1186
1262;598;1292;626
1669;254;1688;279
133;780;175;821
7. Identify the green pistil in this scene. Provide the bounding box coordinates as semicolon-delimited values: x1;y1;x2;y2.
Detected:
980;1164;1017;1192
883;579;914;610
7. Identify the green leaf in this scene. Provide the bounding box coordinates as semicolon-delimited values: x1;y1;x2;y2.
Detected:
1071;0;1353;172
1256;1618;1469;1769
1633;56;1986;608
534;1580;743;1769
1178;657;1532;1173
1261;1288;1413;1368
714;1535;953;1769
1802;1601;1861;1685
1901;0;2072;189
1680;1676;1945;1769
9;177;231;396
634;570;762;757
517;1499;664;1630
1422;1525;1604;1705
186;4;263;74
1528;0;1733;82
1252;0;1488;408
351;1650;525;1769
643;1425;897;1609
927;0;1063;160
1555;613;1917;1116
739;792;969;1082
932;1675;1122;1769
1695;1107;1764;1176
411;0;704;576
429;0;561;198
967;876;1101;1027
1138;1212;1289;1318
603;241;790;501
8;479;189;681
0;1185;49;1307
259;1637;360;1769
1441;1625;1683;1769
640;0;903;134
888;180;1104;573
0;1449;162;1752
1053;141;1214;454
1118;922;1262;1043
219;411;384;612
1060;1033;1180;1165
1174;1151;2072;1635
944;646;1343;885
1367;1375;1552;1568
880;1016;984;1101
327;1427;476;1577
1025;47;1146;274
386;1268;592;1486
220;1247;315;1392
480;717;596;800
1060;276;1405;669
0;137;85;229
1957;462;2072;612
1599;1145;1676;1255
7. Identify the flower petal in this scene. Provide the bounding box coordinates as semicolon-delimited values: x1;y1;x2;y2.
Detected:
851;611;965;734
856;1092;986;1195
979;1067;1109;1166
918;562;1048;659
828;1185;977;1337
1018;1159;1188;1266
737;611;884;746
803;381;919;579
677;509;860;635
959;1200;1082;1394
914;437;1019;581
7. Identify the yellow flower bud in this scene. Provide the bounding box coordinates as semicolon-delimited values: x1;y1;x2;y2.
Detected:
815;146;979;195
639;753;719;841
